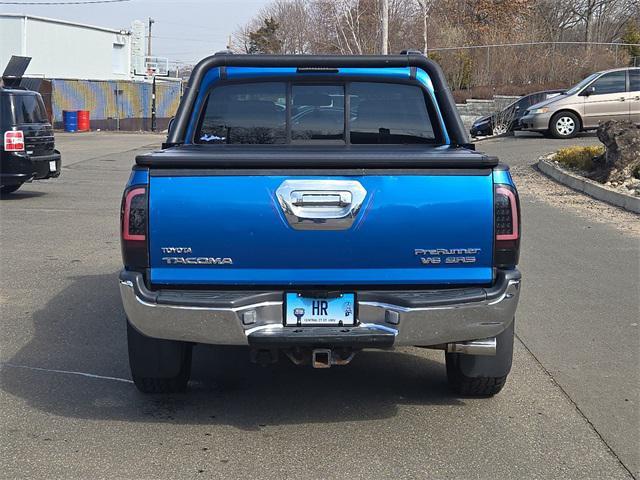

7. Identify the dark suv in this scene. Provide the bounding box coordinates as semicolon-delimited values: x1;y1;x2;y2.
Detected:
0;87;61;194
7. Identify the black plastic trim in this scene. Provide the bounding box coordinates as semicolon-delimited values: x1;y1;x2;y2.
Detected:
137;145;497;169
359;269;519;307
247;327;395;348
149;168;493;177
120;269;519;309
120;270;280;308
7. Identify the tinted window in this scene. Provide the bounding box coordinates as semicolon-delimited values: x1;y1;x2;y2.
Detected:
350;82;434;144
196;80;439;145
630;70;640;92
590;71;626;95
0;95;10;128
197;82;286;144
520;95;541;108
566;73;599;95
12;94;48;124
291;85;344;142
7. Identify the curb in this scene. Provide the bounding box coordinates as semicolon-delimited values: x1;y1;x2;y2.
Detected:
537;158;640;214
472;132;514;143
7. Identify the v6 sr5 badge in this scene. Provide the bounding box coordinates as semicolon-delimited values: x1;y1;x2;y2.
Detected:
415;248;481;265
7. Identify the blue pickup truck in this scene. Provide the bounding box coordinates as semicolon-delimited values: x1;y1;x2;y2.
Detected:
119;54;521;396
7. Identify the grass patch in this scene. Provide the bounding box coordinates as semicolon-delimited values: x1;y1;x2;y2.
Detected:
554;145;604;171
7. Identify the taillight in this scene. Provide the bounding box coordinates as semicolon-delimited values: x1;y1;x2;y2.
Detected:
4;130;25;151
494;184;520;268
121;186;148;269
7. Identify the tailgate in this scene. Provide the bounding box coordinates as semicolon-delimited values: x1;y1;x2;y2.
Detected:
148;172;494;286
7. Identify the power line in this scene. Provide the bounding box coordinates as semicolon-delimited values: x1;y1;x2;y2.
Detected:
0;0;130;4
154;35;227;43
429;40;640;51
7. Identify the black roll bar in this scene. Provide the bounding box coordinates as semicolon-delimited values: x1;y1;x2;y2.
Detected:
167;54;469;147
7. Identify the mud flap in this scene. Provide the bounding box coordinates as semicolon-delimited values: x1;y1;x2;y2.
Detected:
456;318;515;378
127;320;191;378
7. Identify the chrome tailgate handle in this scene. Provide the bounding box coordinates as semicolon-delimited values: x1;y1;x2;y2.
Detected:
291;191;352;208
276;180;367;230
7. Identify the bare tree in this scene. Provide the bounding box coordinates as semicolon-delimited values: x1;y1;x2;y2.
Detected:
380;0;389;54
232;0;635;97
414;0;434;54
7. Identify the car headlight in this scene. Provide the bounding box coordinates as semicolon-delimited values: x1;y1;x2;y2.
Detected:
530;107;549;115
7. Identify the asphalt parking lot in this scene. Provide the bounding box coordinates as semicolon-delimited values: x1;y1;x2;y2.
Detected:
1;131;638;479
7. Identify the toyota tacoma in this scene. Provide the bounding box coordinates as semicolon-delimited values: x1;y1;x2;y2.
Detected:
119;54;521;396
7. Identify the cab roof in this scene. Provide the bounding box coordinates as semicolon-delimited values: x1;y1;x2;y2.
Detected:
0;86;40;96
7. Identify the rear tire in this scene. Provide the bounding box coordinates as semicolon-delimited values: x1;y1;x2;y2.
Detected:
127;320;192;394
550;112;580;139
445;319;515;397
0;184;22;195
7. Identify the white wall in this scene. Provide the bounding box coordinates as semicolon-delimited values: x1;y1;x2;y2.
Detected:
0;15;132;80
0;16;25;72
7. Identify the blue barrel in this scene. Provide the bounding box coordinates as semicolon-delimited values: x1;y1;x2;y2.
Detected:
63;110;78;132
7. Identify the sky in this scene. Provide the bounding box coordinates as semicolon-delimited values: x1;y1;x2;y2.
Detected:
0;0;272;64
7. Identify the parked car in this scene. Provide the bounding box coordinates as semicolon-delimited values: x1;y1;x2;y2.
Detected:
520;67;640;138
119;54;521;397
470;90;564;137
0;86;61;194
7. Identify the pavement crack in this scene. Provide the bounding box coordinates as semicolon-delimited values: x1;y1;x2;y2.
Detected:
515;334;637;479
0;362;133;384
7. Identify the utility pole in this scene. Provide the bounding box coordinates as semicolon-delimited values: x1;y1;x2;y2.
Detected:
151;75;157;132
147;17;155;57
147;17;156;132
380;0;388;55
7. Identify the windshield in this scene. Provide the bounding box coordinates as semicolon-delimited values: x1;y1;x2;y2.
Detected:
195;81;439;145
565;73;600;95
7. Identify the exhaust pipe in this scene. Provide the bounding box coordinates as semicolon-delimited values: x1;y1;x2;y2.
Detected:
447;338;496;356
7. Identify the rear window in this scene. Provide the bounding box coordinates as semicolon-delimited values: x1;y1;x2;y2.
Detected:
11;94;48;124
197;82;286;144
349;82;434;144
195;81;439;145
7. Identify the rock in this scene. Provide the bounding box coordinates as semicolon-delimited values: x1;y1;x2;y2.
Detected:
591;120;640;183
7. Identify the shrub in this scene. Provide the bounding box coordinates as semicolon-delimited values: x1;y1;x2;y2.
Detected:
554;145;605;171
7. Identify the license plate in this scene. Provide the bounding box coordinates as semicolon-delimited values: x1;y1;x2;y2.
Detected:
285;293;355;327
49;160;57;172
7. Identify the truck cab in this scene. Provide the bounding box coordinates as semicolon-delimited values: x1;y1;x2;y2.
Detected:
119;54;521;397
0;87;61;194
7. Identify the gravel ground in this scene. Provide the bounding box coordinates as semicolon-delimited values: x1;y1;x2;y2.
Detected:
511;163;640;237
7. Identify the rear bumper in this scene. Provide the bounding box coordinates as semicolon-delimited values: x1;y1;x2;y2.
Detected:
0;151;61;185
119;269;521;348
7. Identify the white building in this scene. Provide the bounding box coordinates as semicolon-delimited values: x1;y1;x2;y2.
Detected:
0;13;133;80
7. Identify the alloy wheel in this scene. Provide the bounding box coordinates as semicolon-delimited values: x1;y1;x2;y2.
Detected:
493;123;509;135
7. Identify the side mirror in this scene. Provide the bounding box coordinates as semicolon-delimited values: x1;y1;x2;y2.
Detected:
167;117;175;134
583;86;596;96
